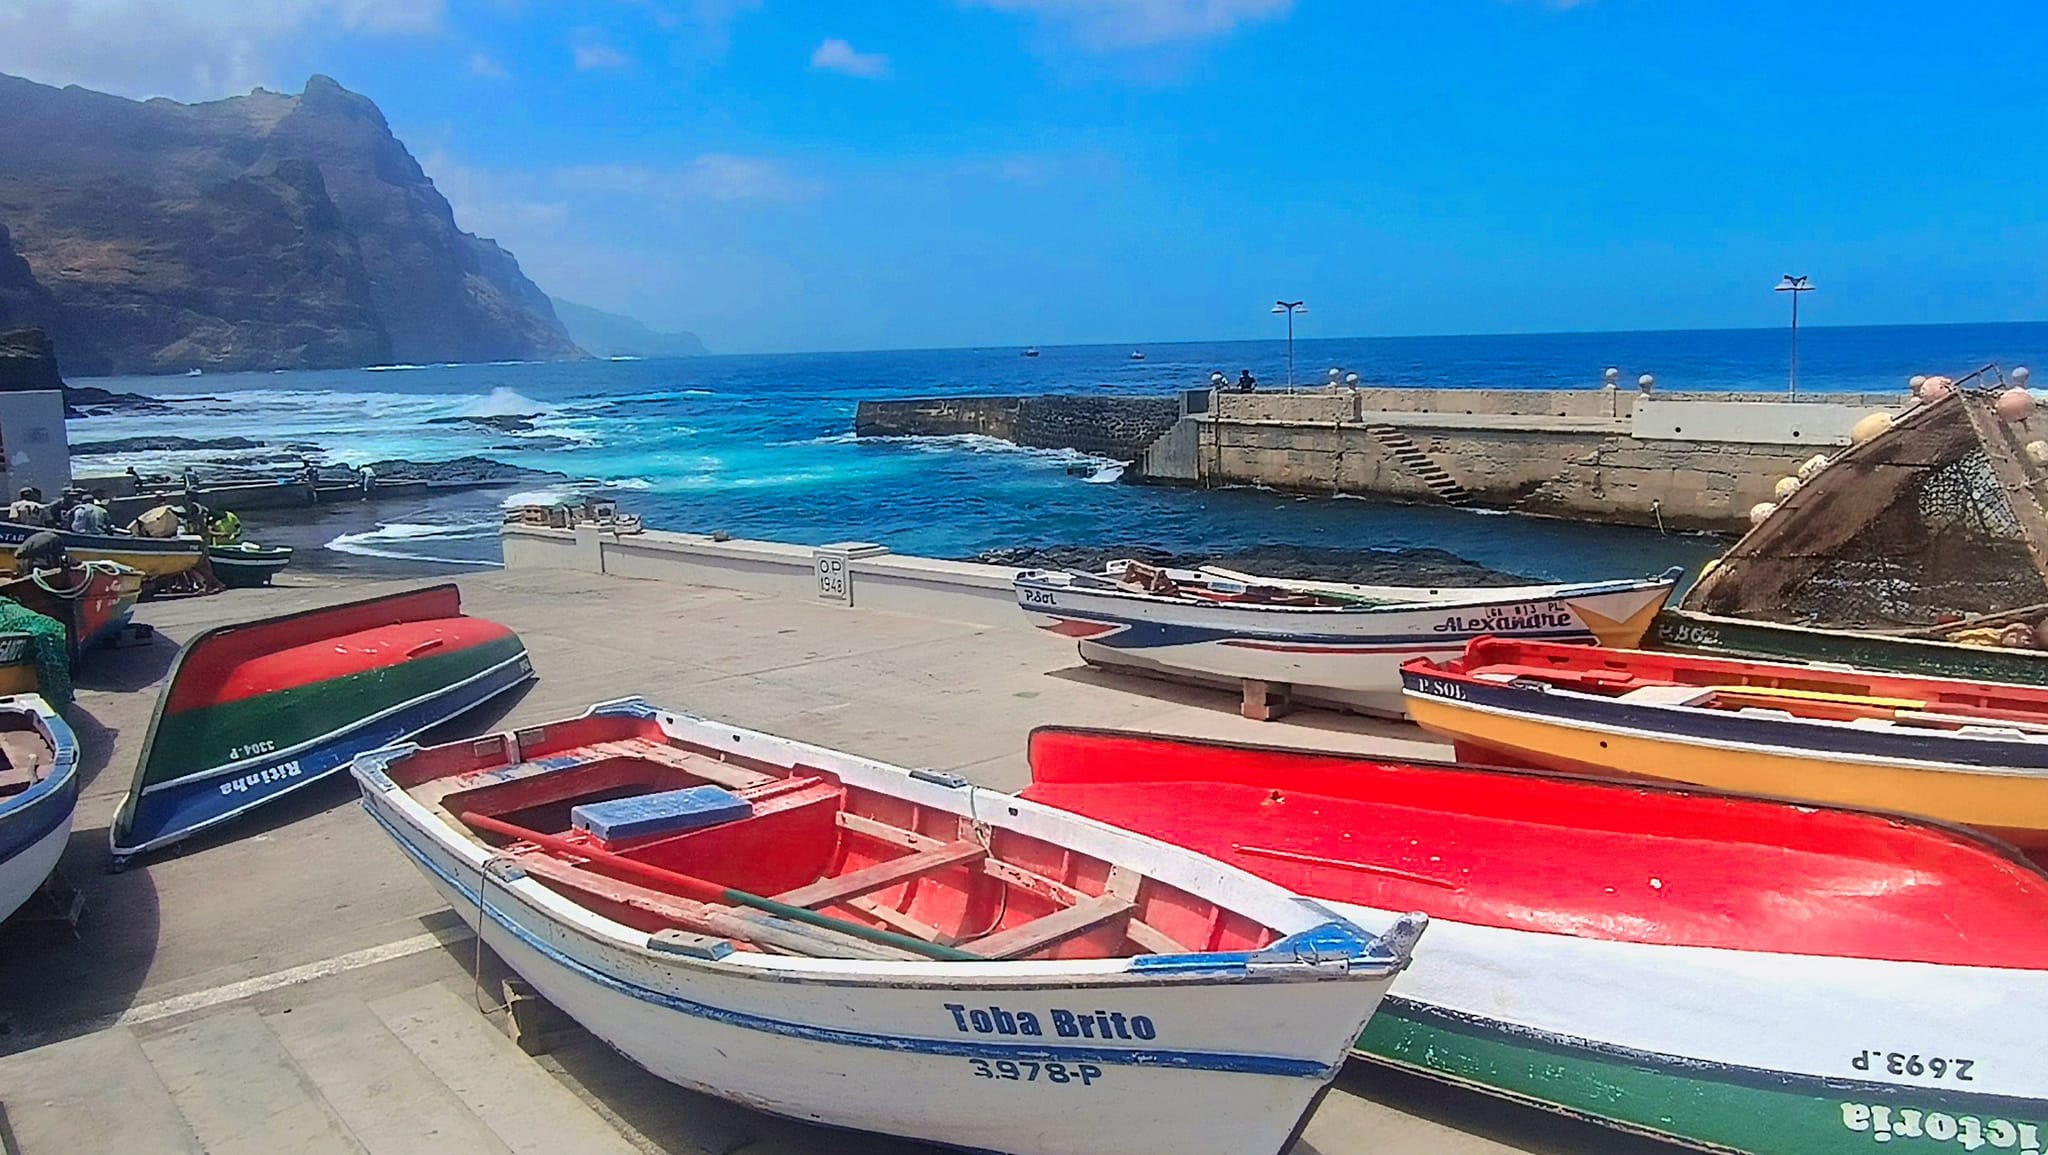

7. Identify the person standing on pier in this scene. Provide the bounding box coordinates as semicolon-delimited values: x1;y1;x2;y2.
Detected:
1238;370;1257;391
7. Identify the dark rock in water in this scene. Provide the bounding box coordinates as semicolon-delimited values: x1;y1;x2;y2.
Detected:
0;327;63;392
968;544;1533;586
60;383;182;417
361;455;563;483
490;438;576;450
71;435;267;455
427;413;536;434
0;71;585;374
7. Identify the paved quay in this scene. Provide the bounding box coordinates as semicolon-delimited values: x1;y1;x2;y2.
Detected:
0;564;1685;1154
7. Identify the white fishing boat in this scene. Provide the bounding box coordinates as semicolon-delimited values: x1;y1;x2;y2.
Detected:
352;698;1425;1155
1014;560;1682;714
0;695;80;924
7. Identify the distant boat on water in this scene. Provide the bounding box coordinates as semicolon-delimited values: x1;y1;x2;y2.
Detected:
1129;350;1145;361
184;368;203;377
1023;347;1039;357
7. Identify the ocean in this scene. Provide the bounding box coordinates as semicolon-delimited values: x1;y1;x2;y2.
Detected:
63;321;2048;581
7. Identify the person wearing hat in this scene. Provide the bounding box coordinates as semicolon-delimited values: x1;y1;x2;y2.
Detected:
7;487;46;525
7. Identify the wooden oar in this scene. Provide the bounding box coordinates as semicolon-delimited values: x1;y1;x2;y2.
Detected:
1702;684;1928;711
1196;566;1389;606
461;812;980;962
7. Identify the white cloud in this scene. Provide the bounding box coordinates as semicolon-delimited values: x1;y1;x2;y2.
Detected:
968;0;1292;48
555;155;814;203
468;52;509;79
419;149;570;240
810;38;889;78
0;0;444;99
571;32;632;71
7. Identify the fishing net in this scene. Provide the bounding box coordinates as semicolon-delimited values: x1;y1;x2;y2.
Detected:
1683;369;2048;630
0;599;71;709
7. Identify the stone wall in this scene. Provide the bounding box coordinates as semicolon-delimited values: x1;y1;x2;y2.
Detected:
855;395;1181;461
854;397;1020;440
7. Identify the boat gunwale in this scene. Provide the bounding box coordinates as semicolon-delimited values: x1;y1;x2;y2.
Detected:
1658;607;2048;665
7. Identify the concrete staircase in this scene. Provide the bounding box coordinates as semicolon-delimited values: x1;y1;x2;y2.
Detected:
0;983;645;1155
1365;424;1471;505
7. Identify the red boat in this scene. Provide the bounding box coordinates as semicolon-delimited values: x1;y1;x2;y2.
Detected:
1021;727;2048;1155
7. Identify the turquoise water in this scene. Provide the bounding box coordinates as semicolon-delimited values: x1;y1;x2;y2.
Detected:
66;322;2047;578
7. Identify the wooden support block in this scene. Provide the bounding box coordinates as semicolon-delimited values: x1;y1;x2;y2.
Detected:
1241;678;1295;722
500;978;579;1056
17;869;85;936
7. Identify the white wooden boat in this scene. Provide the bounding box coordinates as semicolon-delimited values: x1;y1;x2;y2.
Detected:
352;699;1425;1155
1014;560;1681;714
0;695;80;924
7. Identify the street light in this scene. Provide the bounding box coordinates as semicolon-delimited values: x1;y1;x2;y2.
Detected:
1272;300;1307;388
1775;275;1814;394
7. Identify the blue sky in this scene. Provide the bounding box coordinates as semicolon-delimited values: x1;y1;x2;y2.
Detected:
2;1;2043;353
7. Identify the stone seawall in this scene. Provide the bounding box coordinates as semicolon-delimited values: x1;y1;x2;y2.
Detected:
855;395;1180;461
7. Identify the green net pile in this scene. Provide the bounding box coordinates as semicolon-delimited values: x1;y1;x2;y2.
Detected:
0;599;71;710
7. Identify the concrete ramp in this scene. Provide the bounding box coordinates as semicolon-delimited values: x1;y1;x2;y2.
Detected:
0;982;640;1155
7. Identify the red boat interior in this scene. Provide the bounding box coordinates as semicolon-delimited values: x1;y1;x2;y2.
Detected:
388;713;1277;963
1021;728;2048;970
1425;637;2048;730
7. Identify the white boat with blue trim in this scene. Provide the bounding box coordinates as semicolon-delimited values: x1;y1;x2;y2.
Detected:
1014;560;1682;715
0;695;80;924
351;698;1425;1155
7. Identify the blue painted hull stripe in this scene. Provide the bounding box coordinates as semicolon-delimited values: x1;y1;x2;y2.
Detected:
0;770;78;864
1405;674;2048;771
1046;609;1599;652
365;804;1341;1080
114;659;533;857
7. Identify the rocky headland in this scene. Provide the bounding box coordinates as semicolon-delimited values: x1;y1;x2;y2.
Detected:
0;72;584;375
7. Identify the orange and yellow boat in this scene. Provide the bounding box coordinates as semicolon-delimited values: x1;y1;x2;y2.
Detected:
1401;637;2048;855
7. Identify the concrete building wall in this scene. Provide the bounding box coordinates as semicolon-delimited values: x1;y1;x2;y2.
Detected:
0;389;69;499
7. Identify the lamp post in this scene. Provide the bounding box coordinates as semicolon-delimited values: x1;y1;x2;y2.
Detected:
1775;275;1813;394
1272;300;1307;388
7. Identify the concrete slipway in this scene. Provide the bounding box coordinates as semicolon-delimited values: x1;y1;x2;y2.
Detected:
0;562;1685;1154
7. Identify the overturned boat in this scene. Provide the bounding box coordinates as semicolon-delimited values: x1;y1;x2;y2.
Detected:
206;542;293;588
0;695;80;924
352;699;1425;1155
1015;560;1681;714
111;584;532;866
1021;726;2048;1155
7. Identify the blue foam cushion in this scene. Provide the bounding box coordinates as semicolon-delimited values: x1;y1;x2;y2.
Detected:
571;785;753;842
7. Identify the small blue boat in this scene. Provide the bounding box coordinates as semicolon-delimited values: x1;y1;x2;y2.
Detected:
0;695;80;924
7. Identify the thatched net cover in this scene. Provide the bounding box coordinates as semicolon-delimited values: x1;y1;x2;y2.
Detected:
1683;381;2048;628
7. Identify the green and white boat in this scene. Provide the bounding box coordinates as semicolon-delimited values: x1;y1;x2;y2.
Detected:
1652;607;2048;685
1025;727;2048;1155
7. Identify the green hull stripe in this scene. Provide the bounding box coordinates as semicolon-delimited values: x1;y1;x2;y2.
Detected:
142;636;527;786
1359;1001;2048;1154
1654;613;2048;686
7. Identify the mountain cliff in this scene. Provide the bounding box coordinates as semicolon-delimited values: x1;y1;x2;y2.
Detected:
0;72;583;375
551;298;709;358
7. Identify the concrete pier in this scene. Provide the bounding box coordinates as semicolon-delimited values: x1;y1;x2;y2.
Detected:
857;387;1908;531
0;554;1686;1154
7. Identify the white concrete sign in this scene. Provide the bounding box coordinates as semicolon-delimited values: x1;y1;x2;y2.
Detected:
813;542;889;605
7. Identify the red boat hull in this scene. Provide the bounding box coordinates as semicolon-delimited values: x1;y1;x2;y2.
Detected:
1021;727;2048;969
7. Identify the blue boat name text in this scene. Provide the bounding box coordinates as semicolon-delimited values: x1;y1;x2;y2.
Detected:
946;1003;1158;1041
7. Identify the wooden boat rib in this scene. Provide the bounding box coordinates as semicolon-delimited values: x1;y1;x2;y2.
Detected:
110;584;533;864
0;520;204;580
1020;726;2048;1155
351;699;1425;1155
1015;563;1681;714
1401;637;2048;853
0;695;80;924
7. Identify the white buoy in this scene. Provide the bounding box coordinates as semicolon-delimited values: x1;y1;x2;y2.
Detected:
1850;412;1894;444
1749;502;1778;526
1798;453;1830;479
2027;440;2048;466
1773;476;1800;500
